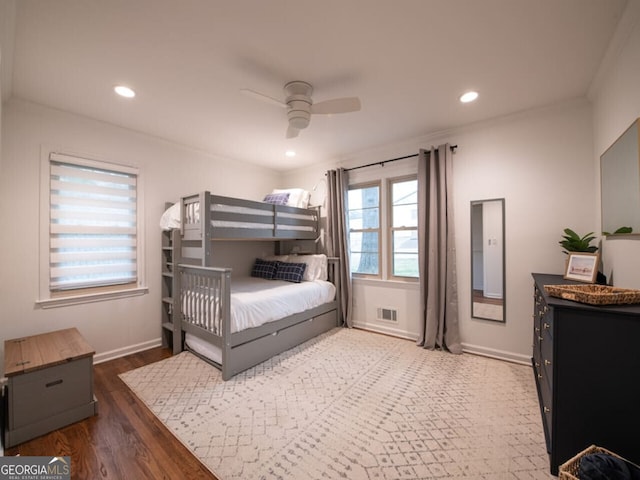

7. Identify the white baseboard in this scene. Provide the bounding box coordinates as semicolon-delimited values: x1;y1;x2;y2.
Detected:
93;338;162;364
352;321;418;342
353;324;531;366
461;342;531;366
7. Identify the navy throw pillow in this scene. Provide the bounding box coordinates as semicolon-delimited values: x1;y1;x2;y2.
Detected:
273;262;306;283
251;258;278;279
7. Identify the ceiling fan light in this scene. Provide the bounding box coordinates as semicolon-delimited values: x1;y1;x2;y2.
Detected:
288;109;311;129
289;117;309;129
460;91;478;103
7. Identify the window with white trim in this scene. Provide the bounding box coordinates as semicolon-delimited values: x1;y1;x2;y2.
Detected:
348;182;381;276
40;152;145;305
389;177;418;278
347;175;418;280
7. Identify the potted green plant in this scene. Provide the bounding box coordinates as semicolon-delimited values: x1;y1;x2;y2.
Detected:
558;228;598;254
559;228;606;284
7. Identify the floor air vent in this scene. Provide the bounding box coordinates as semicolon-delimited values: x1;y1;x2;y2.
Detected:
377;307;397;322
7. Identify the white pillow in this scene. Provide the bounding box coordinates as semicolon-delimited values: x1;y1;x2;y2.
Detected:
301;190;311;208
271;188;311;209
288;254;327;281
261;255;290;263
159;203;181;230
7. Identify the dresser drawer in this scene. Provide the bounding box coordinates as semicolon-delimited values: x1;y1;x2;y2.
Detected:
541;308;553;338
533;344;541;373
8;357;93;430
541;329;554;387
539;371;553;452
533;295;543;367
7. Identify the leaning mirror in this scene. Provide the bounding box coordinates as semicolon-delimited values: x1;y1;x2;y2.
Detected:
601;118;640;236
471;198;505;322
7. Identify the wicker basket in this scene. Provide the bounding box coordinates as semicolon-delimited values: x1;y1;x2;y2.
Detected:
559;445;625;479
544;284;640;306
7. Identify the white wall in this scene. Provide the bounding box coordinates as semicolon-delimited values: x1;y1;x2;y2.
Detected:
590;0;640;288
0;82;3;180
0;0;14;176
454;100;595;362
0;99;280;372
283;99;595;363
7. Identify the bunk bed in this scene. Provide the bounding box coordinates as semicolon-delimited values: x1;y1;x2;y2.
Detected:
162;191;341;380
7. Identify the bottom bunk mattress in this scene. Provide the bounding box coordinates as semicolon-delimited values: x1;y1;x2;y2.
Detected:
184;277;336;363
230;277;336;332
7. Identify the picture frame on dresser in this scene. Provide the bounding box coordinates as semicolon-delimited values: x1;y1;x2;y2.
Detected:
564;252;599;283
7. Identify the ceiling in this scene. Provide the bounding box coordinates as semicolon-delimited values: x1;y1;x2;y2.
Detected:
2;0;628;170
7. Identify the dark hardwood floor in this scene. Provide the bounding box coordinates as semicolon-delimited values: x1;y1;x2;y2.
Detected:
472;289;504;306
5;347;217;480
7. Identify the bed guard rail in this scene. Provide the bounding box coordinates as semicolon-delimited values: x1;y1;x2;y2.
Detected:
176;264;232;339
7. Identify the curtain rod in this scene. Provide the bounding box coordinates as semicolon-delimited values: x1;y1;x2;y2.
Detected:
344;145;457;172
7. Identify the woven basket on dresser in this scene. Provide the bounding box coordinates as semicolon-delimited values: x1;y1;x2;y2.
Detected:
559;445;625;480
544;284;640;306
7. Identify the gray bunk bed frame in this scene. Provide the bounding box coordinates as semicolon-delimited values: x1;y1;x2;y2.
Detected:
171;191;341;380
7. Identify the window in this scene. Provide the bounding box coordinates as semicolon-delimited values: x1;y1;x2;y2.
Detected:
39;152;146;306
389;177;418;278
346;175;418;280
348;183;380;275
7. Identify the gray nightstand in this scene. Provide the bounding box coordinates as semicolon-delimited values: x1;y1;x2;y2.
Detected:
3;328;98;448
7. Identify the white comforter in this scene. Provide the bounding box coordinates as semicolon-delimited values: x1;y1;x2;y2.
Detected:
230;277;336;333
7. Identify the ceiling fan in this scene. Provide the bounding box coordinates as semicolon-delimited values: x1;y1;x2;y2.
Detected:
241;81;361;138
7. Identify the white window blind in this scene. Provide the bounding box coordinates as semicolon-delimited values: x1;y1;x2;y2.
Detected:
49;153;138;291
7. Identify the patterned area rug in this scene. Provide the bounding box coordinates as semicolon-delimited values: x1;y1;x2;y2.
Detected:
120;328;553;479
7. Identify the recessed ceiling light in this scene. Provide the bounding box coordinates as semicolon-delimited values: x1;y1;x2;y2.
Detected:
460;91;478;103
114;85;136;98
285;150;296;157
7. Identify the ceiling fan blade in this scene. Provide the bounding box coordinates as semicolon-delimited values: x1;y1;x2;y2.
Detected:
311;97;361;115
240;88;287;108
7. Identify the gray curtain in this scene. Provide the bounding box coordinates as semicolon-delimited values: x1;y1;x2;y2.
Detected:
417;145;462;353
326;169;353;327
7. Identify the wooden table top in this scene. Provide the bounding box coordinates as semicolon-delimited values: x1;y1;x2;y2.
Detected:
4;327;95;377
